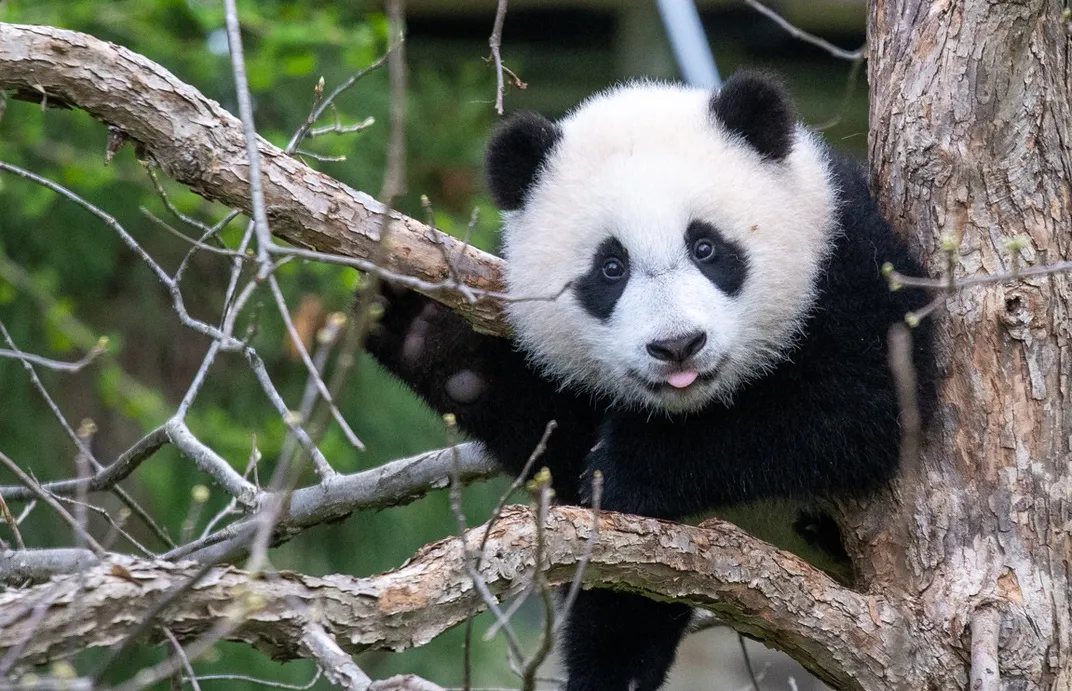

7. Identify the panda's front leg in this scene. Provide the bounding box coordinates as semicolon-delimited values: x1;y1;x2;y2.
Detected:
559;418;697;691
364;285;599;502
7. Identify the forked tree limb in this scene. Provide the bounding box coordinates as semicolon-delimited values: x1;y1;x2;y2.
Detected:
0;22;510;336
0;506;923;691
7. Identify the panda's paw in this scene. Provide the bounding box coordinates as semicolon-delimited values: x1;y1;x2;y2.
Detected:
364;283;444;371
364;283;491;407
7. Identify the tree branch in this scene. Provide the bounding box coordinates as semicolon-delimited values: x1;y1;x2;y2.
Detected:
0;22;509;336
0;506;921;691
164;442;496;564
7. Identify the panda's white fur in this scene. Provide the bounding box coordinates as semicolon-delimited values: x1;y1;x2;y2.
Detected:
501;82;840;412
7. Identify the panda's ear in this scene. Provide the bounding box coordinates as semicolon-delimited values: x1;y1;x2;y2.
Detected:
709;70;795;162
485;112;561;211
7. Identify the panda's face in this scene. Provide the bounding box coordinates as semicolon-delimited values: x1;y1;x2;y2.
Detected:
489;76;837;413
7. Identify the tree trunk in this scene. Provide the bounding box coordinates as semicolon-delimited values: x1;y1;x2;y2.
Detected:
844;1;1072;688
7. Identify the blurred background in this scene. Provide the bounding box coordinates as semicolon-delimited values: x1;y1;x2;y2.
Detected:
0;1;866;688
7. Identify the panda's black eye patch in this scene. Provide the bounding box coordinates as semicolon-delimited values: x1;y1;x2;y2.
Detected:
576;237;630;321
685;220;749;296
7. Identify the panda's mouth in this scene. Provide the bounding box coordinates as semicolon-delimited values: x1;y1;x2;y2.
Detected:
629;366;719;393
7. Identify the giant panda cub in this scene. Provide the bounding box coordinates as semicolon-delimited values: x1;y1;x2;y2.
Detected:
366;71;936;691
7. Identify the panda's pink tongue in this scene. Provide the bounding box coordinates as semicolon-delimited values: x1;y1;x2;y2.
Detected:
667;370;699;389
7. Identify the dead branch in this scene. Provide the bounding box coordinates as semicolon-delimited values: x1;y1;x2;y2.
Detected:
0;22;509;336
0;506;928;691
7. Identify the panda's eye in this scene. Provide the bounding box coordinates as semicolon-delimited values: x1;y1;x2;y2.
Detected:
692;238;716;262
601;257;626;281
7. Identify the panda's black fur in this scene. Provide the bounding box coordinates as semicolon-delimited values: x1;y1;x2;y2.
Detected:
366;71;937;691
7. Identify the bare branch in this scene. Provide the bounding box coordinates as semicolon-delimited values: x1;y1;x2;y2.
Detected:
267;275;363;453
0;493;24;550
301;623;372;691
0;160;241;347
488;0;509;115
744;0;865;61
162;627;201;691
165;419;260;506
0;341;106;372
222;0;272;262
286;44;393;153
0;449;105;555
170;442;495;564
0;548;98;585
0;426;167;501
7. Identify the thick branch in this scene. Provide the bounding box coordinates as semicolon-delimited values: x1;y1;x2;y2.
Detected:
0;506;920;691
0;22;509;336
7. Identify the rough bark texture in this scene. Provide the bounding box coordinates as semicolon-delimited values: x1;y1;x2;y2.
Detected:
0;23;509;336
838;1;1072;689
0;507;907;691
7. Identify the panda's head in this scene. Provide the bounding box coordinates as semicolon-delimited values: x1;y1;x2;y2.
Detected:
487;71;838;413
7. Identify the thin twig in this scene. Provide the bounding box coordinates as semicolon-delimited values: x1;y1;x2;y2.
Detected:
142;164;227;242
184;670;322;690
477;421;557;640
0;160;241;347
738;633;761;691
0;426;168;501
73;419;94;551
307;116;376;140
816;52;866;131
286;46;394;154
520;481;555;691
268;242;568;305
278;313;347;467
141;207;247;258
0;341;106;372
745;0;865;61
488;0;509;115
244;348;334;480
888;258;1072;291
554;470;601;633
0;449;105;555
165;419;260;506
0;317;99;465
222;0;273;261
267;273;362;455
162;627;202;691
50;493;154;557
0;493;25;549
446;419;526;666
301;623;372;690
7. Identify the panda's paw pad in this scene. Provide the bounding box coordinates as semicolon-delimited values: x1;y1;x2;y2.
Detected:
444;369;486;404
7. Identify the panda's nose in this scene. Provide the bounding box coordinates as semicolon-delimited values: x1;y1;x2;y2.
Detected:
646;331;707;363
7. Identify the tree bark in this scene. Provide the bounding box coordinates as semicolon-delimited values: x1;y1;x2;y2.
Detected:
0;507;914;691
840;1;1072;688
